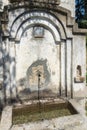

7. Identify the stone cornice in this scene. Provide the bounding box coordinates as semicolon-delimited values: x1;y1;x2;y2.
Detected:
8;0;60;11
9;0;60;4
73;23;87;35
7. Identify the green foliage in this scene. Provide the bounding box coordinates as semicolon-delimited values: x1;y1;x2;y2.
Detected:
78;20;87;46
75;0;87;22
85;102;87;115
13;108;71;124
86;72;87;83
78;20;87;28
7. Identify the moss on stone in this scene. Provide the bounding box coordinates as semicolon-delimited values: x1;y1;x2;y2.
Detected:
13;108;71;125
85;102;87;115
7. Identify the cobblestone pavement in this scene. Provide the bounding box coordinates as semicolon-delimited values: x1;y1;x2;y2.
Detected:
10;121;87;130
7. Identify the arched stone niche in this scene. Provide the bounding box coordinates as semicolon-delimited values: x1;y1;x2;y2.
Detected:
9;11;66;42
0;0;86;103
15;26;62;99
2;4;86;101
7;10;69;100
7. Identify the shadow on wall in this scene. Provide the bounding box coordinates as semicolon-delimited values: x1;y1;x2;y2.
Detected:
19;88;57;100
16;59;52;100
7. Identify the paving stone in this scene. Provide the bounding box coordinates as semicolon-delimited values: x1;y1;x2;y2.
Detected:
0;106;12;130
11;125;23;130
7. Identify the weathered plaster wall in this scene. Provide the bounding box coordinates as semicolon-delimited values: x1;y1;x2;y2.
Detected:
15;28;60;98
60;0;75;17
1;0;75;17
73;35;86;97
0;0;86;101
4;8;86;99
0;34;4;103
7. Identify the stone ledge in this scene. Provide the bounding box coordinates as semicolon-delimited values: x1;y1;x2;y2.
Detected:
9;0;60;5
73;23;87;35
69;99;86;115
11;114;83;130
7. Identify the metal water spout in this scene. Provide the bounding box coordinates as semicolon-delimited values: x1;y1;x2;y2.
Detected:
37;70;41;101
37;70;43;114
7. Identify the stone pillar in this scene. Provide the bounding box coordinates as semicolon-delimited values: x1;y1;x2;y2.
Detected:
71;39;73;98
0;33;4;106
59;43;61;96
2;39;10;103
57;44;61;96
65;40;67;97
61;41;65;97
66;39;72;97
9;41;16;100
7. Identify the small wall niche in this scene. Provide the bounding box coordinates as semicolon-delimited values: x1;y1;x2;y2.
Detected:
77;65;82;77
33;26;44;38
74;65;85;83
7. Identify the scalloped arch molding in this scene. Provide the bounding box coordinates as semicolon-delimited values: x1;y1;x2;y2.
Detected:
9;11;66;42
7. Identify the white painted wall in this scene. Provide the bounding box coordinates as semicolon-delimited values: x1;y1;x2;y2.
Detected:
1;0;86;100
60;0;75;17
16;28;60;94
73;35;86;97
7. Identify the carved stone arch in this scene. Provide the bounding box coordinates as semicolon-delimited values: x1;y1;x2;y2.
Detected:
17;23;60;44
9;11;66;42
15;19;61;43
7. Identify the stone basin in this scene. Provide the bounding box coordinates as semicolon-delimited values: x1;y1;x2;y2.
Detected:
1;99;86;130
12;98;78;125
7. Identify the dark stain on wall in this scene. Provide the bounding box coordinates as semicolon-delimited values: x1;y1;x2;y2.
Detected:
26;59;50;90
17;59;51;100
